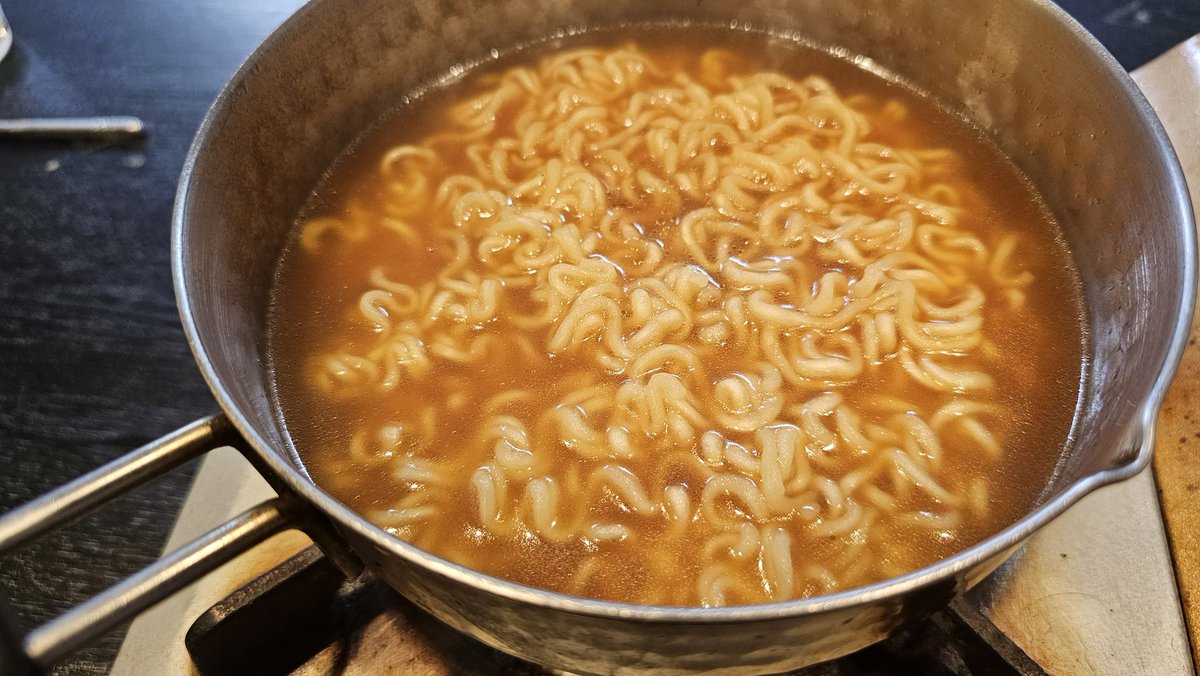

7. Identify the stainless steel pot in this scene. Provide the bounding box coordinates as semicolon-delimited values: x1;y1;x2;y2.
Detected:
0;0;1194;673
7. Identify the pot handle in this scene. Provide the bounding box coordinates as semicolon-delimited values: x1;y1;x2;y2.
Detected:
0;414;361;674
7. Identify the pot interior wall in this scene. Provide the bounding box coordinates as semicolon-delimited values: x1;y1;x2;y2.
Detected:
178;0;1189;508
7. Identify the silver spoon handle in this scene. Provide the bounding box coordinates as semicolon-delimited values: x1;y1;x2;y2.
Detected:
0;116;145;139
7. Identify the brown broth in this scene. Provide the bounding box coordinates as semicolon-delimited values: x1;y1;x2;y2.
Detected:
268;26;1086;606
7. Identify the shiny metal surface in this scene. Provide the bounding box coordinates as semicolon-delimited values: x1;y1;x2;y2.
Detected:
109;0;1197;671
0;412;360;673
22;498;295;669
966;470;1194;674
0;415;290;673
0;116;145;139
108;436;1195;673
0;416;234;555
1140;35;1200;665
958;46;1200;674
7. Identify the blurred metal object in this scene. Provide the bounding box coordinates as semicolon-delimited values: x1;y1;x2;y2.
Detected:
0;117;145;140
0;4;11;64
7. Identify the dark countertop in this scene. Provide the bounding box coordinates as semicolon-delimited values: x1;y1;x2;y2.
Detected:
0;1;1197;673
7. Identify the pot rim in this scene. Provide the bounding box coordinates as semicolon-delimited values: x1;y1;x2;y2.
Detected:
171;0;1197;624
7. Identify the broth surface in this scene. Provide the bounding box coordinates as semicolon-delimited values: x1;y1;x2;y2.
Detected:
269;27;1085;606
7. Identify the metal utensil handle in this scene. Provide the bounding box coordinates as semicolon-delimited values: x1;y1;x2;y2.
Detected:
0;414;359;674
0;117;146;140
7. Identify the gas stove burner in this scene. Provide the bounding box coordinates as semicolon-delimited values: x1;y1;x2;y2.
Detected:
185;547;1045;675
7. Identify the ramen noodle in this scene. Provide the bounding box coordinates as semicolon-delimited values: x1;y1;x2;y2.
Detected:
269;30;1086;606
